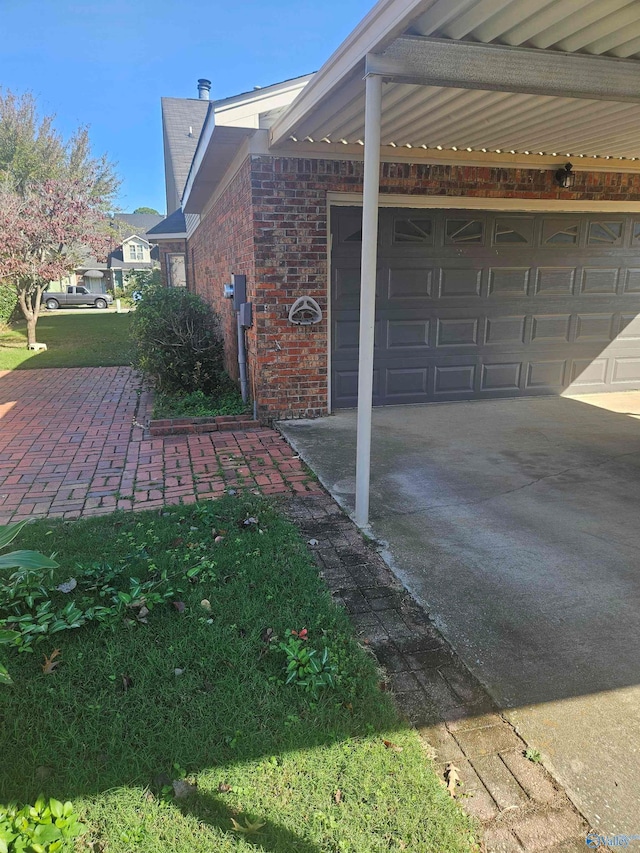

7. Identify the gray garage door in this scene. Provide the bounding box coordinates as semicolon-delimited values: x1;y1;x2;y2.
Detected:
331;206;640;408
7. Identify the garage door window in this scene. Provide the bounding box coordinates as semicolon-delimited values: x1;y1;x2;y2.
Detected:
543;220;579;245
588;222;623;245
494;218;534;245
393;218;433;244
446;219;484;244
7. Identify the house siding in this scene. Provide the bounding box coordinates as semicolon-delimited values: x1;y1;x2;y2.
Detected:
188;154;640;421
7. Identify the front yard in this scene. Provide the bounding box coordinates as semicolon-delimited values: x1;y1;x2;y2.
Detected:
0;312;132;370
0;496;476;852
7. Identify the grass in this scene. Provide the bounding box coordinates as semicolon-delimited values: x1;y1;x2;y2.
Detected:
0;312;132;370
152;387;249;420
0;497;475;852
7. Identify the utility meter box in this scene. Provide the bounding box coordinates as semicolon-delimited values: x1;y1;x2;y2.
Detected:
239;302;253;329
232;274;246;311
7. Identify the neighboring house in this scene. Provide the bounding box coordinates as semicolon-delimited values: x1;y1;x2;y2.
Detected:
108;213;164;289
159;0;640;423
51;214;165;295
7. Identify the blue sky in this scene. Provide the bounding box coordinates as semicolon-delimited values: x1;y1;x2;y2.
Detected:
1;0;372;214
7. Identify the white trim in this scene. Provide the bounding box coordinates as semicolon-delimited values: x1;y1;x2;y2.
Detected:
250;129;640;172
152;232;187;239
326;192;640;213
182;103;215;210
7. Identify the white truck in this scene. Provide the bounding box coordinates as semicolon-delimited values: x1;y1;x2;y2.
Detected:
42;286;113;310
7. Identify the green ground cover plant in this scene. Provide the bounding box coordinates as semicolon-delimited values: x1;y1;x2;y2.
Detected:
0;313;132;370
0;497;475;852
151;388;248;420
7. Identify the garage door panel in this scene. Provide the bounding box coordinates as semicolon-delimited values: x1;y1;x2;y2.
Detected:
436;318;479;348
331;207;640;407
485;316;527;345
575;314;616;342
526;360;567;389
488;267;530;296
623;269;640;292
569;358;608;387
434;364;477;394
481;362;522;391
385;367;429;399
534;268;576;295
440;267;482;297
611;357;640;384
618;314;640;339
387;266;434;299
580;268;620;295
531;314;572;343
387;319;430;349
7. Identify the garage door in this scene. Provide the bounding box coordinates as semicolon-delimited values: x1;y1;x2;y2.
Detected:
331;206;640;408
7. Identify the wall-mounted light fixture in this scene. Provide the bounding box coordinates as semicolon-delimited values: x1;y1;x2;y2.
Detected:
554;162;576;188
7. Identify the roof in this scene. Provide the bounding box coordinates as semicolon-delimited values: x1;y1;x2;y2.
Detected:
161;98;210;213
270;0;640;162
146;207;187;237
181;75;312;212
113;213;165;241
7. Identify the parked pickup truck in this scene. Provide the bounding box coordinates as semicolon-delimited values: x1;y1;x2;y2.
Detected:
42;286;113;310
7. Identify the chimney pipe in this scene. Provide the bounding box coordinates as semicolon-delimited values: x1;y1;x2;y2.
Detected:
197;78;211;100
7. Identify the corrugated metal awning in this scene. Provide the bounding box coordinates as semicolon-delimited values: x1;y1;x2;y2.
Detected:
271;0;640;162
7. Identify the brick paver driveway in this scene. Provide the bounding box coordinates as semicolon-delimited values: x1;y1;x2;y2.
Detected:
0;367;319;523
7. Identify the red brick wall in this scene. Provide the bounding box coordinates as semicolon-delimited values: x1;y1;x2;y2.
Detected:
156;239;187;287
188;159;256;382
189;154;640;420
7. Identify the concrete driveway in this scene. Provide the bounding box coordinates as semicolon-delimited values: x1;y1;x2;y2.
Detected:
280;393;640;834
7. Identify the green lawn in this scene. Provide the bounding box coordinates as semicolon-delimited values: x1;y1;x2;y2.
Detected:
0;497;476;852
0;311;132;370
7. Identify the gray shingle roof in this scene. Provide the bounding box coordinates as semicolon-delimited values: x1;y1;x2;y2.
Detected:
146;207;186;237
113;213;165;240
161;98;210;213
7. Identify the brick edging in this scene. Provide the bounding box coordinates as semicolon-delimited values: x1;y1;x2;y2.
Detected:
149;414;259;436
280;493;595;853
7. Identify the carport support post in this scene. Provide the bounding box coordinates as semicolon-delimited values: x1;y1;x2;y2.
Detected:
355;72;382;528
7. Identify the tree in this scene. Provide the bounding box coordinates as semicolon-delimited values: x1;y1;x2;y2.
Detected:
0;179;111;345
0;90;119;345
132;206;160;215
0;91;119;204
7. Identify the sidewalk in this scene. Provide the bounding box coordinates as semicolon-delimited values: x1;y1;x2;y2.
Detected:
0;367;320;524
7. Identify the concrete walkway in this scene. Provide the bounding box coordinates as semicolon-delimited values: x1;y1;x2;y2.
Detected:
0;367;320;524
280;395;640;837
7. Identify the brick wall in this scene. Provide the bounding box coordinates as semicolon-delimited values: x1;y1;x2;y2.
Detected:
189;155;640;420
189;160;256;383
156;239;187;287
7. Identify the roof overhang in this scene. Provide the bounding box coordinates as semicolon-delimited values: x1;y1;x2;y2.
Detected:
183;125;255;214
271;0;640;163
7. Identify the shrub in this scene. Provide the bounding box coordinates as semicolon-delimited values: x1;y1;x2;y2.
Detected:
130;283;228;395
125;267;161;302
0;283;18;327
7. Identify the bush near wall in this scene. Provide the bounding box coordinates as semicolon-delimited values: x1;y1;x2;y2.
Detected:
130;282;231;396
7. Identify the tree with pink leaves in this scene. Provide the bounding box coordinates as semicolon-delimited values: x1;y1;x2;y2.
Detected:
0;91;119;346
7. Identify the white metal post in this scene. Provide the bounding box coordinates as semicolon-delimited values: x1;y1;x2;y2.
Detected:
354;73;382;527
